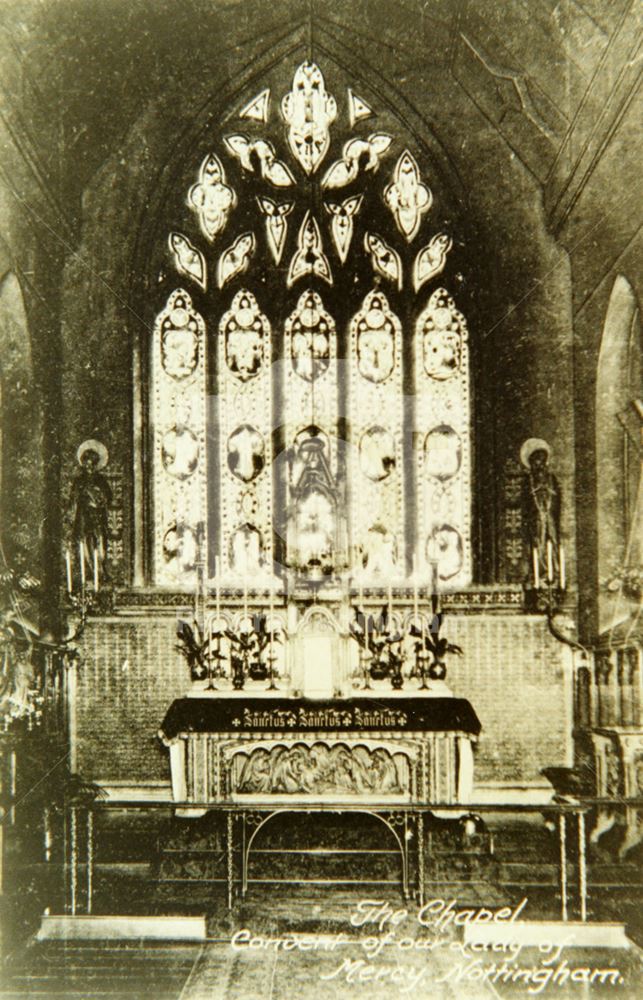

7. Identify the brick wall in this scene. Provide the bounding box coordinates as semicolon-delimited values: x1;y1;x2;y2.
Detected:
447;616;570;783
74;612;570;787
75;617;188;784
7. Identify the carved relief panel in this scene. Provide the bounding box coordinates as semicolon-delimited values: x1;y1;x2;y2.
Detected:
349;290;404;582
414;288;471;588
152;289;208;586
218;290;274;581
231;741;411;797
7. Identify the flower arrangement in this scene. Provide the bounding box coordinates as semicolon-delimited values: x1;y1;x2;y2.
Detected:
0;566;42;730
603;565;643;603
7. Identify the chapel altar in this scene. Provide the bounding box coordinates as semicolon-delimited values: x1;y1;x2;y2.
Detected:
149;61;489;899
160;590;481;906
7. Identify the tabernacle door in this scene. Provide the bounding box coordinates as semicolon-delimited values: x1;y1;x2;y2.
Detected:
289;608;341;697
300;633;334;698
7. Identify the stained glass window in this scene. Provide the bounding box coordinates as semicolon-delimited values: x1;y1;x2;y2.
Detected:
151;61;472;590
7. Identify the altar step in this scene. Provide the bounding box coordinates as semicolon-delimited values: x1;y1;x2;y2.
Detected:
152;814;643;889
0;941;199;1000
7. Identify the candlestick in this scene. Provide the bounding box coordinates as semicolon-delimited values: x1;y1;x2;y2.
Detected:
93;548;99;593
9;750;16;825
268;585;275;685
532;547;540;590
79;541;86;589
215;556;221;620
65;549;72;595
413;555;419;624
559;544;566;591
431;560;440;615
546;540;553;583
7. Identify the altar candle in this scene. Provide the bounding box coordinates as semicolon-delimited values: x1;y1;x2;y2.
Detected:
44;806;52;861
559;545;566;591
243;577;248;624
388;582;393;625
413;555;419;623
79;541;86;589
9;750;16;824
532;548;540;590
93;548;99;592
65;549;72;595
215;557;221;619
546;540;553;583
431;560;440;615
358;582;363;609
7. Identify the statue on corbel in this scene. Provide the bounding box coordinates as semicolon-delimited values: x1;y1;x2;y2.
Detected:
286;430;347;587
520;438;565;601
65;439;113;613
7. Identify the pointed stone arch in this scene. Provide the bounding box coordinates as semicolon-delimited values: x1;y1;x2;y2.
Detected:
596;274;641;628
0;271;43;574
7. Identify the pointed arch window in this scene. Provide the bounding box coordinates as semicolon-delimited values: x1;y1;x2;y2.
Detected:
596;275;642;600
150;62;473;590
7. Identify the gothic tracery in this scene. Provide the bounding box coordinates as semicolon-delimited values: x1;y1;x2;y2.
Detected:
152;60;470;589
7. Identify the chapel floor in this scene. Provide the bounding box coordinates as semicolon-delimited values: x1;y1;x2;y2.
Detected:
2;814;642;998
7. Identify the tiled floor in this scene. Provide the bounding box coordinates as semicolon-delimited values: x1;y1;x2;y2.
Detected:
2;929;643;1000
2;813;642;998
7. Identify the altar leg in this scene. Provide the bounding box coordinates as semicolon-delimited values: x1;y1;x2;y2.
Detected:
241;812;248;898
227;812;234;911
558;813;568;922
577;811;587;922
401;814;410;900
86;810;94;915
70;806;78;916
417;813;425;907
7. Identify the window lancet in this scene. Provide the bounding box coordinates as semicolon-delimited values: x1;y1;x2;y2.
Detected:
284;291;343;583
152;289;208;586
349;290;404;583
415;288;471;587
218;290;274;582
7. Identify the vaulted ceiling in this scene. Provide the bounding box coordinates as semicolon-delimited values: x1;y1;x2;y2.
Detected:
0;0;639;262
